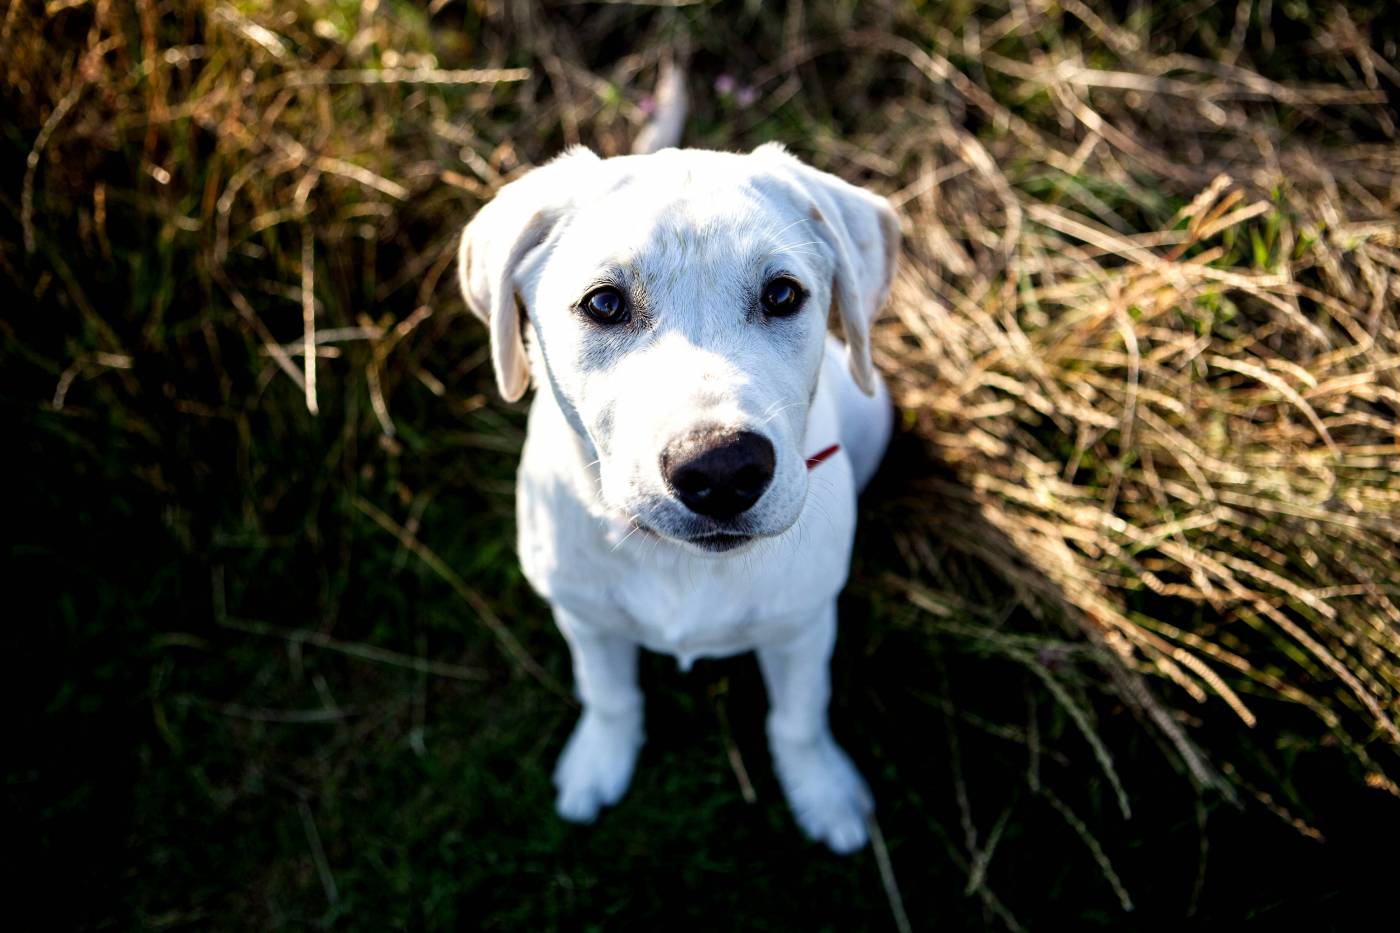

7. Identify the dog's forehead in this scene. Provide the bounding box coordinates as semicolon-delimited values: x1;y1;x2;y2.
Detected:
560;152;817;269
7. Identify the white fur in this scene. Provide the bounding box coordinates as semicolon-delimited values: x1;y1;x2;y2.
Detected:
458;144;898;853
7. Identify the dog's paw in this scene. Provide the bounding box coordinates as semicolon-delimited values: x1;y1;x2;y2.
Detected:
553;709;644;824
770;734;873;854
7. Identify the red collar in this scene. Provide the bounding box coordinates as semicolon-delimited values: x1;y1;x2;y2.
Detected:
806;443;840;470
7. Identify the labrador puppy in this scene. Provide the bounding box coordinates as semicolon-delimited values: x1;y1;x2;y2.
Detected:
457;143;898;853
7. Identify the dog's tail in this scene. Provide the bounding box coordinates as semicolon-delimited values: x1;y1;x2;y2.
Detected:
632;55;687;154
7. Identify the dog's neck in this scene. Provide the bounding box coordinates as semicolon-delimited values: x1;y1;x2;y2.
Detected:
527;334;596;461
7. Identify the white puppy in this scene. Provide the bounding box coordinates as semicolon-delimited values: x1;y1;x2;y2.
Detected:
457;144;898;853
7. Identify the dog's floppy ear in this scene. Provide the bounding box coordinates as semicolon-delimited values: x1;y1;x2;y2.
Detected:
457;147;600;402
753;142;900;396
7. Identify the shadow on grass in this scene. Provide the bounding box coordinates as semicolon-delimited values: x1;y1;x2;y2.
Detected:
12;390;1399;930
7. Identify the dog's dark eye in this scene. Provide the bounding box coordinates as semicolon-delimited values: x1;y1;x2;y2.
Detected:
582;285;628;325
761;277;803;317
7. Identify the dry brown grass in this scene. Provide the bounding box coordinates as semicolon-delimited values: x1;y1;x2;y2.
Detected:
859;10;1400;804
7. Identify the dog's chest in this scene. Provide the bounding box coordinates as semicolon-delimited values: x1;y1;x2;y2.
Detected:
603;562;806;665
523;530;829;664
519;496;849;665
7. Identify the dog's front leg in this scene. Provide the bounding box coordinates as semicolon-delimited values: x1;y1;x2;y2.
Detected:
552;608;644;823
758;604;872;853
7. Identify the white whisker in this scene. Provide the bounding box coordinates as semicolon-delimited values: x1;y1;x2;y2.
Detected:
773;239;822;251
760;401;803;426
611;516;644;552
766;217;810;242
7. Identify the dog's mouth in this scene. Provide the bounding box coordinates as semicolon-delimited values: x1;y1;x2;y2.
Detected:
630;517;759;553
684;531;753;552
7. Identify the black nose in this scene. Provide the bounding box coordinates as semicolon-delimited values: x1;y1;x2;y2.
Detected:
661;429;776;520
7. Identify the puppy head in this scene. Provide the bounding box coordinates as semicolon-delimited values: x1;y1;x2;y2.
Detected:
458;144;898;553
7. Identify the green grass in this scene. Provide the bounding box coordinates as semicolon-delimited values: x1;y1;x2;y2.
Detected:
6;1;1400;929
